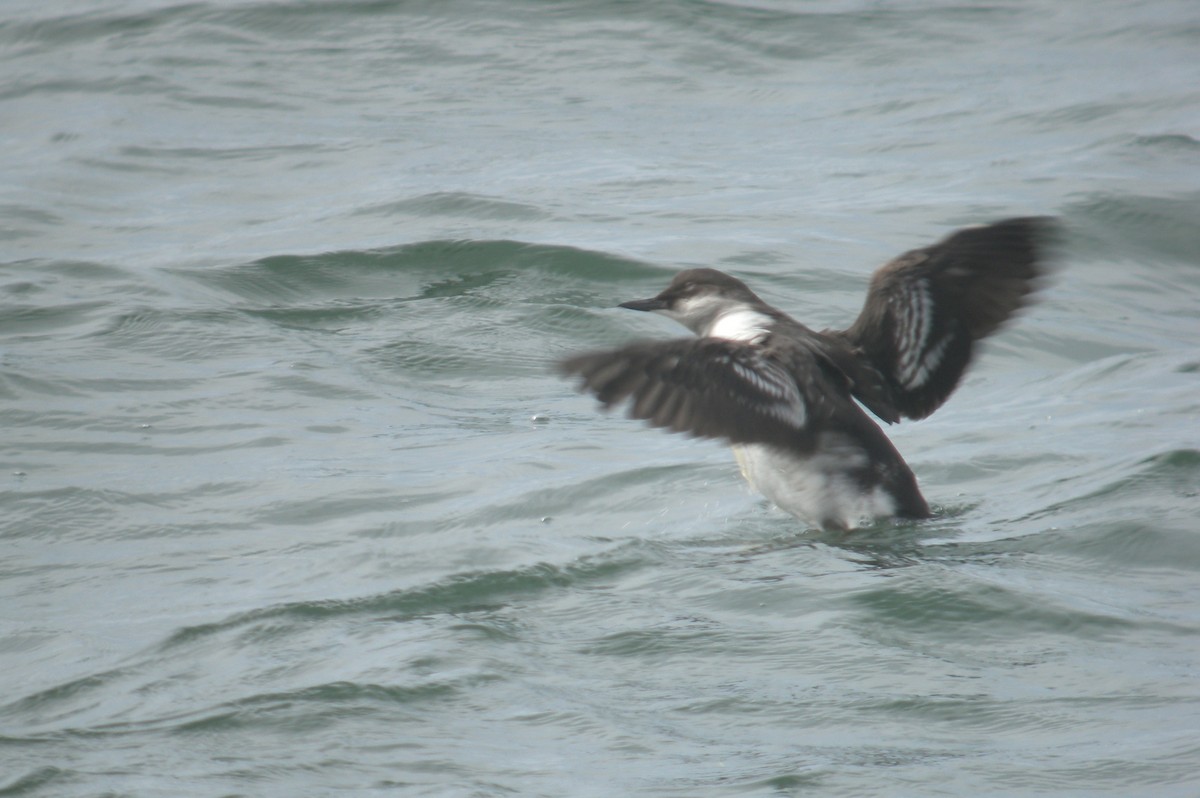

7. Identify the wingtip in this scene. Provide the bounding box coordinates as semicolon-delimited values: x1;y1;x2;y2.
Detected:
996;214;1065;258
1017;215;1067;285
554;353;579;377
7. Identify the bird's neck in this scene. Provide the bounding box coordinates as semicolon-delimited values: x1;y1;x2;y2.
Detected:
704;304;774;343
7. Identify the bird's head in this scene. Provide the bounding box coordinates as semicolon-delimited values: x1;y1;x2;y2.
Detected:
619;268;766;336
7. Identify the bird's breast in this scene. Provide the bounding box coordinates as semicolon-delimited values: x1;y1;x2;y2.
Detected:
731;441;899;530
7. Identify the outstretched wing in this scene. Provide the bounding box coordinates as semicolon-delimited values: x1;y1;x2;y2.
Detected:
558;337;811;445
839;216;1058;420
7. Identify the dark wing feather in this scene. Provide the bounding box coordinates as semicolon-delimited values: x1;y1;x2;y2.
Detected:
839;216;1059;420
558;337;810;446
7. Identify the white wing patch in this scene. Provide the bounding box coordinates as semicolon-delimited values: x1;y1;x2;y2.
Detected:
730;360;786;399
761;398;808;430
901;333;950;389
894;278;938;389
724;354;807;430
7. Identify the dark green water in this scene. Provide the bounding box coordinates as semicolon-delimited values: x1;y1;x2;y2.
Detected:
2;1;1199;795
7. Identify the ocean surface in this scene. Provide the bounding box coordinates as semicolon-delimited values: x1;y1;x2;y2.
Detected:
2;1;1199;795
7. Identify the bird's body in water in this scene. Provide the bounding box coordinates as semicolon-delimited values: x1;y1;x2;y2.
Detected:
558;217;1059;531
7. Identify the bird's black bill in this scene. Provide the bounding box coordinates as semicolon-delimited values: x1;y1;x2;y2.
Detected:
618;297;667;312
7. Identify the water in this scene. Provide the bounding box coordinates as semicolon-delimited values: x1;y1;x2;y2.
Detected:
2;1;1199;795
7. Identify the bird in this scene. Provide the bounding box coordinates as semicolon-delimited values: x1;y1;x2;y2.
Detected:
557;217;1058;531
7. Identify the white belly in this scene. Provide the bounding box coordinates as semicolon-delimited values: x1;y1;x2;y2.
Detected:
731;441;897;531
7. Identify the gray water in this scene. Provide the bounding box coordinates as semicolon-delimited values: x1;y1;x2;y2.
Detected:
3;1;1200;795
